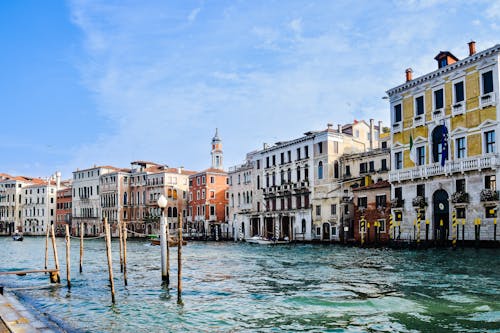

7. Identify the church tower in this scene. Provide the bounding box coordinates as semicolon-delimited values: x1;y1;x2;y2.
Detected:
211;128;223;170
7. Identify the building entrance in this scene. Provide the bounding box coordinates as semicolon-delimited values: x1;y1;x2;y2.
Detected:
433;189;449;243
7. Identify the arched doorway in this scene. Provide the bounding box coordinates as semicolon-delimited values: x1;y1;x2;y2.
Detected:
433;189;449;242
322;222;331;240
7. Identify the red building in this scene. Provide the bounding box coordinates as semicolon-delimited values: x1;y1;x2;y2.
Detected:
352;180;391;245
56;184;72;236
188;129;229;239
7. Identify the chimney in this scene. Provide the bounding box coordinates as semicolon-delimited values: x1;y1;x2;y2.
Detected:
338;124;342;134
369;119;375;150
327;123;333;130
378;121;382;148
468;41;476;56
178;166;183;174
405;68;413;82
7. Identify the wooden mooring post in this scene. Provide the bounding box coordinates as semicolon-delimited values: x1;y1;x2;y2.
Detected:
118;221;124;273
177;211;183;304
50;223;61;283
65;224;71;289
122;221;128;286
45;225;49;272
103;217;116;304
80;222;84;273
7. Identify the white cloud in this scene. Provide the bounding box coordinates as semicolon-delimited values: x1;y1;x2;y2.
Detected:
188;7;201;22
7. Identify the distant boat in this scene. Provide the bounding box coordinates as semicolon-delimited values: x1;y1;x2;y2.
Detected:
12;233;23;241
149;236;187;246
245;235;290;245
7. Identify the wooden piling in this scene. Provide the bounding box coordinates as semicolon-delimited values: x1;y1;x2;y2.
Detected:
45;225;49;272
494;218;497;242
103;217;116;304
452;210;457;250
65;224;71;289
50;223;61;283
80;222;84;273
122;221;128;286
177;211;183;304
118;221;124;273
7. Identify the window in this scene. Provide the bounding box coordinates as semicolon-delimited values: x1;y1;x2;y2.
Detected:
375;195;386;208
257;160;261;169
257;175;260;189
296;166;301;181
456;207;466;219
378;219;386;232
210;206;215;216
280;153;284;165
485;130;495;154
482;70;494;94
296;148;301;160
456;179;466;192
360;162;367;174
202;176;206;184
415;96;424;115
266;157;270;168
485;175;496;190
318;142;323;154
334;142;339;154
318;161;323;179
358;197;367;209
272;155;276;166
417;146;425;166
334;162;339;178
210;191;215;199
305;146;309;158
316;205;321;216
395;152;402;170
331;204;337;215
210;176;215;184
287;150;291;163
486;206;497;218
454;81;464;103
394;104;402;123
197;177;200;185
345;165;351;176
381;159;388;171
369;161;375;172
417;184;425;197
434;88;444;110
456;137;466;159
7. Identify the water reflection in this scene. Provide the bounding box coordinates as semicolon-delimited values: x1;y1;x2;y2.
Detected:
0;238;499;332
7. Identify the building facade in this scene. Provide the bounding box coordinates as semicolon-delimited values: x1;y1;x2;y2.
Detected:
55;181;72;236
188;130;229;240
388;41;500;243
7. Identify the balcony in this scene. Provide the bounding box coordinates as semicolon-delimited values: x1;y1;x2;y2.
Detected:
392;122;402;133
432;108;444;121
389;154;499;182
480;93;496;109
413;115;424;127
452;102;465;116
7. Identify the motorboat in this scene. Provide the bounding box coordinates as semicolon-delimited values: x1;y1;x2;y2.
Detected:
245;235;290;245
149;235;187;246
12;233;23;241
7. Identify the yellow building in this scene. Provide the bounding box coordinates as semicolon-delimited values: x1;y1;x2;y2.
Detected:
387;41;499;243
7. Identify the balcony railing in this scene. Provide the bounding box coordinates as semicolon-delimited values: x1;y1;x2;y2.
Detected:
480;93;496;109
452;102;465;116
432;108;444;120
389;154;499;182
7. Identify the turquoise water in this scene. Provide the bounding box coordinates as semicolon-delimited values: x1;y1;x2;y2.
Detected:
0;237;499;332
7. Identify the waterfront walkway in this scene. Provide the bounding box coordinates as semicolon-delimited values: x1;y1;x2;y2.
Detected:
0;291;58;332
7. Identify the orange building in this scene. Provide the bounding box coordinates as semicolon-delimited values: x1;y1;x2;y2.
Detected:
56;184;72;236
188;129;229;239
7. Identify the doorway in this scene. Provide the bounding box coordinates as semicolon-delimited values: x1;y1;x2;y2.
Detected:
433;189;449;242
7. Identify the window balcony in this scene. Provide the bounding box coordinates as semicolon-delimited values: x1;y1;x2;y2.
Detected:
389;154;499;182
413;115;425;127
452;102;465;116
432;108;444;120
480;93;496;109
392;122;402;133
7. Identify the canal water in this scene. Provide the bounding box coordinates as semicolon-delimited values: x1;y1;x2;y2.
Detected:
0;237;499;332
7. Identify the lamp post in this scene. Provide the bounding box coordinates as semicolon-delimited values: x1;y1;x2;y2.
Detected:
157;194;169;285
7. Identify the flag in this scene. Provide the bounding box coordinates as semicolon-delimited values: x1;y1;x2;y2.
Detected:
409;134;417;164
441;124;448;166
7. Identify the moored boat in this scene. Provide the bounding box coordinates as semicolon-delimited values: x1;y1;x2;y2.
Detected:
245;235;289;245
149;236;187;246
12;233;23;241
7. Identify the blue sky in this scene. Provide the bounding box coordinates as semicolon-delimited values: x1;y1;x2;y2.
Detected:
1;0;499;179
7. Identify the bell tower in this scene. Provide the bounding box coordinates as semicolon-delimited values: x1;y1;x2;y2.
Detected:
211;128;223;170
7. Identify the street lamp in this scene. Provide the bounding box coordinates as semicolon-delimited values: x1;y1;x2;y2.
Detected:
157;194;169;285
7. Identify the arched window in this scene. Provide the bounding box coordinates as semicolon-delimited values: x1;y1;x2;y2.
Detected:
172;207;178;218
301;219;306;233
297;166;301;182
167;207;172;217
432;125;448;164
318;161;324;179
272;172;276;186
287;168;292;182
173;189;178;200
334;161;339;178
